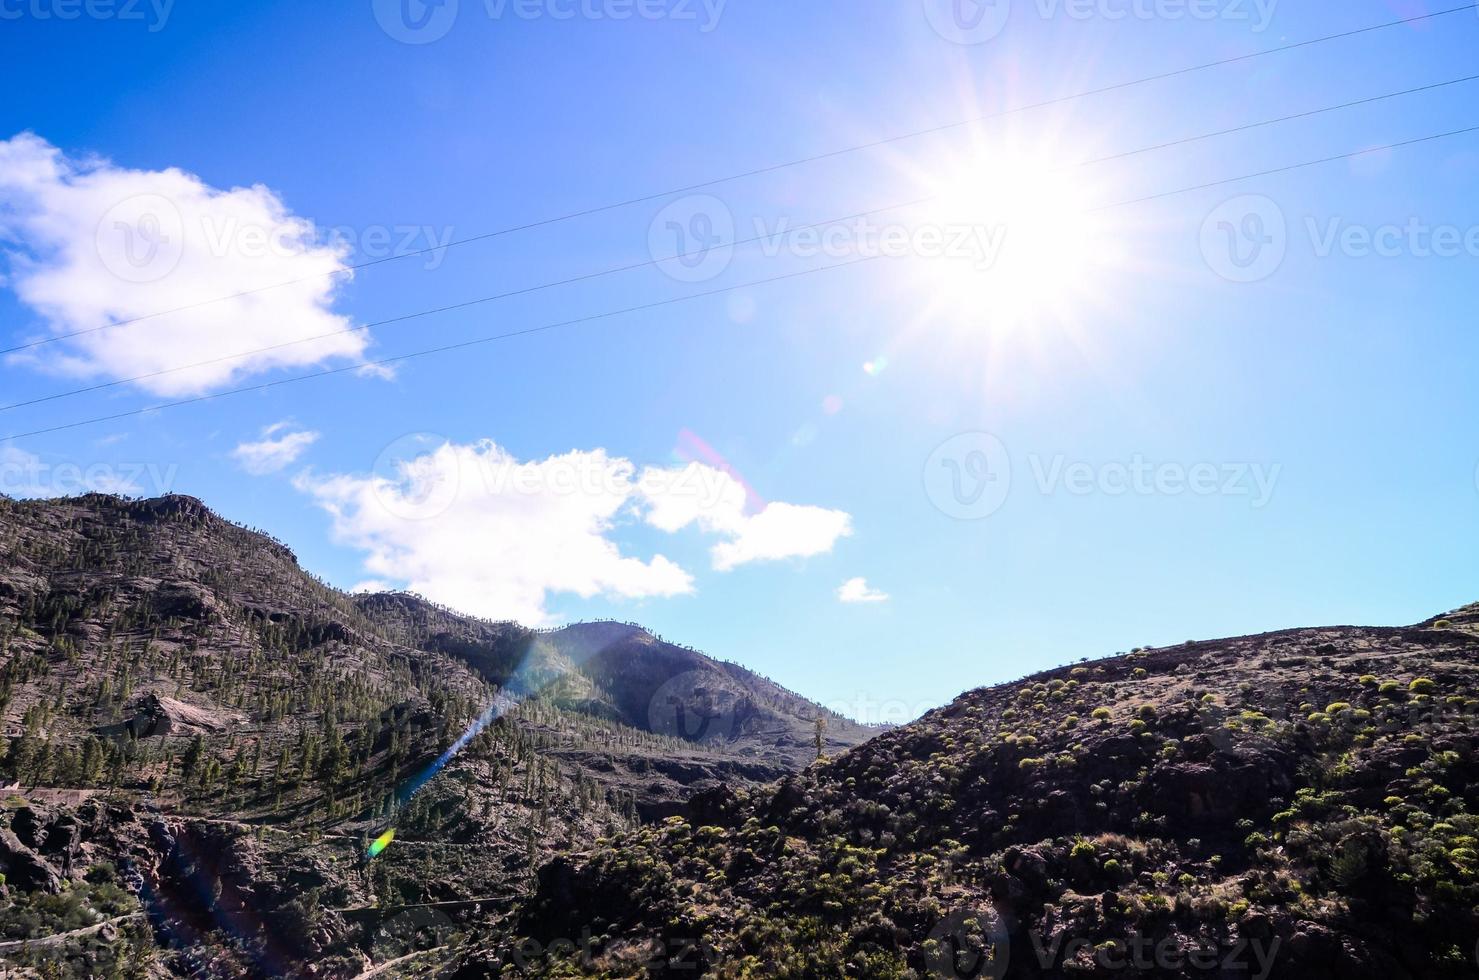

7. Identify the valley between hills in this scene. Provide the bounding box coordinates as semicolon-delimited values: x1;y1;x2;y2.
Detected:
1;494;1477;978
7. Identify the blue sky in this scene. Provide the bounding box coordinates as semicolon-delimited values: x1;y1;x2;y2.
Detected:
1;0;1476;720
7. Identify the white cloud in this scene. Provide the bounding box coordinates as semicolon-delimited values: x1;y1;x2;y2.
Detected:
637;463;853;571
0;133;368;396
710;501;853;571
296;441;853;625
231;423;320;475
297;440;693;626
349;579;394;595
837;577;889;604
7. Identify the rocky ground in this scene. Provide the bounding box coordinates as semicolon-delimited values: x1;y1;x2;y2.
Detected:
0;494;868;978
471;607;1479;978
6;492;1476;979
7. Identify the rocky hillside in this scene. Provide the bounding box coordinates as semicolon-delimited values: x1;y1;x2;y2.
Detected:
485;608;1479;979
0;493;868;978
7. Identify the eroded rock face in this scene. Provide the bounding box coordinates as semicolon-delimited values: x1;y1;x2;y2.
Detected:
0;827;61;894
95;693;233;740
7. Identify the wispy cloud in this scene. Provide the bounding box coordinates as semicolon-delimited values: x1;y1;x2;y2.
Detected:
231;423;319;475
837;577;889;604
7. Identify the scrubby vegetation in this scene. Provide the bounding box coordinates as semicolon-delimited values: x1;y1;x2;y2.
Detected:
0;494;861;977
481;612;1479;979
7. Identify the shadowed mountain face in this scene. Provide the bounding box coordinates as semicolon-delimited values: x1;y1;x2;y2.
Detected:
0;493;869;977
481;611;1479;979
7;492;1477;980
352;596;872;769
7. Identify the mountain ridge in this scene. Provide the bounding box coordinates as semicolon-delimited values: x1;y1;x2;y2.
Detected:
5;492;1477;979
0;491;870;977
480;607;1479;979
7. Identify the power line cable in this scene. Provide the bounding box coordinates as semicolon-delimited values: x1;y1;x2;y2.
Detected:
3;257;884;441
5;121;1477;444
2;3;1472;358
7;73;1477;414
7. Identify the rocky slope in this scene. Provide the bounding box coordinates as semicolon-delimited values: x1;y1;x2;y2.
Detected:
480;608;1479;979
0;493;868;978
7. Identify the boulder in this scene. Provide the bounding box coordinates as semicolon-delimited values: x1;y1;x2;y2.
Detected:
0;828;61;893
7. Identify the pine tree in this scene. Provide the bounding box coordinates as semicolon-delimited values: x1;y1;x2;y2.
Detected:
181;735;206;788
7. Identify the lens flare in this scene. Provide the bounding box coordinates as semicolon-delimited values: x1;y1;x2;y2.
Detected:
674;427;765;512
367;828;396;859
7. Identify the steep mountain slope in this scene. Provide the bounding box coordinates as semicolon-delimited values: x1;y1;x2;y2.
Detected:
486;610;1479;979
0;493;869;977
354;596;871;770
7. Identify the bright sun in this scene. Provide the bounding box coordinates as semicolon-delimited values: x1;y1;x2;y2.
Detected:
909;147;1119;334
